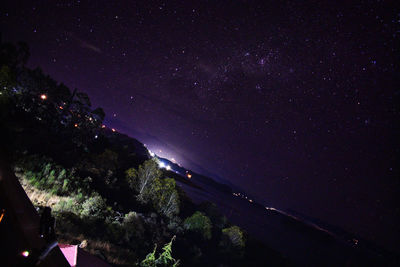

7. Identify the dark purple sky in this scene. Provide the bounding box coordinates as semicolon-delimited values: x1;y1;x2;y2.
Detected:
2;1;399;250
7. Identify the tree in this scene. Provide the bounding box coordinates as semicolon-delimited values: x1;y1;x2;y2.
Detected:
125;167;138;190
183;211;212;240
219;225;246;258
199;201;227;229
152;178;180;218
134;159;162;203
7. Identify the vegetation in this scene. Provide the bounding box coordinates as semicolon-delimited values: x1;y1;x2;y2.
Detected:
140;236;180;267
1;40;288;266
219;226;246;259
183;211;212;240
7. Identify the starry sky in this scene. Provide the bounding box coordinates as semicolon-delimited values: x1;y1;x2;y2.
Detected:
1;0;399;251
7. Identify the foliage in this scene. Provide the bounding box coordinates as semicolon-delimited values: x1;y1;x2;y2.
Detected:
53;197;82;214
199;201;227;229
219;225;246;259
17;155;91;195
122;211;145;243
220;226;246;249
81;193;108;219
125;167;138;189
183;211;212;240
130;159;162;203
140;236;180;267
151;178;180;218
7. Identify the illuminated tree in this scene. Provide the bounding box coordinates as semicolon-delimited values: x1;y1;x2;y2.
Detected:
135;159;162;203
152;178;180;218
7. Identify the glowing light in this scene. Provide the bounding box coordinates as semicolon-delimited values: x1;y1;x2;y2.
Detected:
101;124;106;128
187;173;192;179
166;165;171;171
21;250;30;257
94;135;98;139
249;199;253;203
111;128;116;132
0;209;5;223
74;123;78;128
40;94;47;100
59;106;63;110
148;149;155;157
158;162;166;168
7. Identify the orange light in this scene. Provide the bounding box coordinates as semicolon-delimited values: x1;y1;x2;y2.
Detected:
59;106;63;109
40;94;47;100
0;209;5;223
74;123;78;128
187;174;192;179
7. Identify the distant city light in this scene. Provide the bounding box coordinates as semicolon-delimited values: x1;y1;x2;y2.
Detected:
166;165;171;171
74;123;78;128
59;106;63;109
187;173;192;179
158;162;166;168
111;128;116;132
21;250;30;257
40;94;47;100
101;124;106;128
94;135;98;139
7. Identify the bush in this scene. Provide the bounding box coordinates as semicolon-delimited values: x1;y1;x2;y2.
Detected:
81;194;108;219
183;211;212;240
122;211;145;243
53;198;81;214
219;225;246;258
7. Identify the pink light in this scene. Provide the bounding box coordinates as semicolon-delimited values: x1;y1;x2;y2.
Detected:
21;250;29;257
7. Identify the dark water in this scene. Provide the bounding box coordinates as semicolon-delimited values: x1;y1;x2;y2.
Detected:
176;179;389;266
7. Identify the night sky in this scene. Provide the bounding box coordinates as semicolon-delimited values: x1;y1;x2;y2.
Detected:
2;1;399;251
